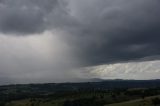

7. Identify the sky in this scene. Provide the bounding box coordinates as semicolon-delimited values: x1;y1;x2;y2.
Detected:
0;0;160;84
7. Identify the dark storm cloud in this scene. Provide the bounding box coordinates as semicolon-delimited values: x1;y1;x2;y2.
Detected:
64;0;160;66
0;0;60;34
0;0;160;66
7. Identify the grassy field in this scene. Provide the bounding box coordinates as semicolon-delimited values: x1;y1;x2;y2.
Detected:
106;95;160;106
3;95;160;106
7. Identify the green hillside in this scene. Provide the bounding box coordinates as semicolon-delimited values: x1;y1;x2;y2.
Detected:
107;95;160;106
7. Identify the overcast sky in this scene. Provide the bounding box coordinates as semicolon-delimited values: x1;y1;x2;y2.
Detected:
0;0;160;84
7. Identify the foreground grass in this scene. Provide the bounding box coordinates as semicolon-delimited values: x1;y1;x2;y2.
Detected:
5;95;160;106
106;95;160;106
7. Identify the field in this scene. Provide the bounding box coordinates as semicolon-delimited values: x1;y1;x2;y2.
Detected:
4;94;160;106
0;80;160;106
107;95;160;106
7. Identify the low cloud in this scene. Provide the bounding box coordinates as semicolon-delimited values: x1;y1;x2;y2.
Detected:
81;60;160;80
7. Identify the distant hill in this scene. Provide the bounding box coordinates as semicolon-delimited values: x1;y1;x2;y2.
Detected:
1;79;160;92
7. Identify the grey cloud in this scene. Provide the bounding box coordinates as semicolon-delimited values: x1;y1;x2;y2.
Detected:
0;0;61;34
0;32;81;84
0;0;160;67
63;0;160;66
